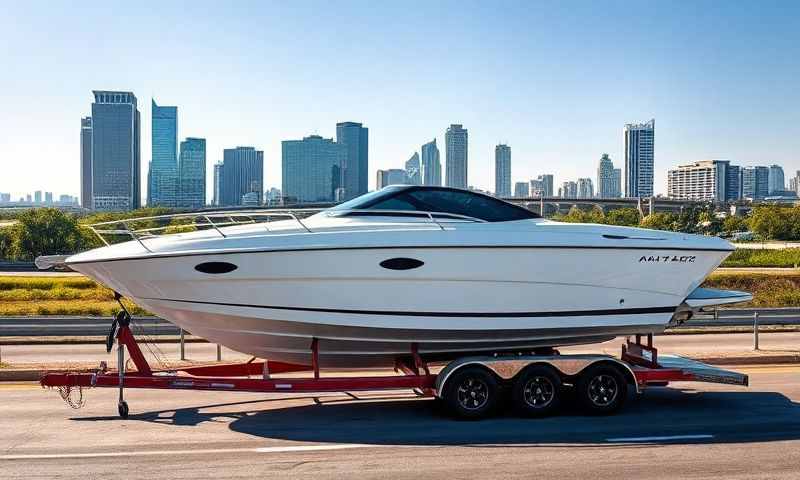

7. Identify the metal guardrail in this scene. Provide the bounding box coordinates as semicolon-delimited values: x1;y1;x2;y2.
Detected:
1;308;800;337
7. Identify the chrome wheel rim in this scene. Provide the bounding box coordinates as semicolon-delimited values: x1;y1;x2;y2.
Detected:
587;374;619;407
456;376;489;411
522;376;555;409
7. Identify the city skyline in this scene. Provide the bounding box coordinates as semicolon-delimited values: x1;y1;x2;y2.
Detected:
2;3;797;201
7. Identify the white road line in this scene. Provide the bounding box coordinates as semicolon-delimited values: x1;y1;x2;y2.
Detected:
0;443;377;461
606;434;714;442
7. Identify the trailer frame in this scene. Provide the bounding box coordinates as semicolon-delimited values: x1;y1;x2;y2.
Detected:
40;311;749;419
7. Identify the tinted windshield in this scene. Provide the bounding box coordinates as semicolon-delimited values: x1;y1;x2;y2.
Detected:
327;186;540;222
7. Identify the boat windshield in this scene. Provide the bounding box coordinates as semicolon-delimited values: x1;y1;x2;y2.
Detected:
327;186;541;222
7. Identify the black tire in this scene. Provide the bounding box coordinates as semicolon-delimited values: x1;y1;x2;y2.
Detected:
118;401;129;419
575;364;628;415
511;365;562;417
442;366;499;420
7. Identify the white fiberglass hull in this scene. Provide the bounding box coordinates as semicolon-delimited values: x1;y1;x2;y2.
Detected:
67;240;730;368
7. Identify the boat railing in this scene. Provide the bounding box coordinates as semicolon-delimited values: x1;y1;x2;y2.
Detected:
86;208;486;252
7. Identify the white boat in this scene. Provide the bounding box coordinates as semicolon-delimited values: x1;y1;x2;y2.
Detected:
52;186;751;367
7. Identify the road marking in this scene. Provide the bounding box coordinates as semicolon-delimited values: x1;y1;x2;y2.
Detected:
606;434;714;442
0;443;381;461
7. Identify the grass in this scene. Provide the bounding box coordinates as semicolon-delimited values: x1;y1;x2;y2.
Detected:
0;276;146;316
703;272;800;307
1;270;799;315
721;248;800;268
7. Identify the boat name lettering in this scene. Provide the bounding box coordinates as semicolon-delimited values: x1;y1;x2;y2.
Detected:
638;255;696;263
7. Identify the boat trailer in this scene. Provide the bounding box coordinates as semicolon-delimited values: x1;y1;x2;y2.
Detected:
40;310;749;419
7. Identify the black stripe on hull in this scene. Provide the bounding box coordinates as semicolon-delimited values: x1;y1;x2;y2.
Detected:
143;297;677;318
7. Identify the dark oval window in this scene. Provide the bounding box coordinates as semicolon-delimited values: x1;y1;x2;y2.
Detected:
195;262;238;274
379;258;424;271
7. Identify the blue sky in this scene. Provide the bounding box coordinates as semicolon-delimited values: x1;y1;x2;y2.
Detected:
1;0;798;200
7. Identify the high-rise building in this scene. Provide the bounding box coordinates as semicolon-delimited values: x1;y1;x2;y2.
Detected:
537;174;554;197
596;154;621;198
80;117;93;208
560;181;578;198
494;144;511;197
513;181;529;198
34;191;42;203
624;119;655;197
282;135;346;204
405;152;421;185
790;171;800;197
529;178;544;197
91;91;141;211
265;187;282;206
212;162;222;206
0;193;10;203
219;146;263;206
376;169;408;189
177;137;206;209
335;122;368;200
148;99;178;207
445;124;468;188
421;139;441;186
577;178;594;198
667;160;737;201
768;165;785;194
741;166;770;200
45;192;53;204
726;164;742;201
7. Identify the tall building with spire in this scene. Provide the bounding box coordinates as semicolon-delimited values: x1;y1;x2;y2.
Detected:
90;90;141;211
445;124;468;188
624;119;655;197
149;99;178;207
494;144;511;197
421;139;441;186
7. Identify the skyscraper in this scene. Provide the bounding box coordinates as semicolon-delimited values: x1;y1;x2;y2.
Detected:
219;146;263;206
376;169;408;189
178;137;206;209
405;152;421;185
91;91;140;211
282;135;346;204
560;181;578;198
624;119;655;198
80;117;93;208
148;99;178;207
537;174;554;197
421;139;441;186
726;164;742;201
790;171;800;196
596;154;621;198
335;122;368;201
45;192;53;204
741;166;770;200
577;178;594;198
514;181;529;198
212;162;222;206
494;144;511;197
445;124;468;188
768;165;785;194
668;160;734;201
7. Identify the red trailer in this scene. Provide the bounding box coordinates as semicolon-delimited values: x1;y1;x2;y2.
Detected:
41;311;748;420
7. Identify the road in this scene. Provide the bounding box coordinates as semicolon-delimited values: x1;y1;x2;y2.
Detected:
0;365;798;478
3;332;798;366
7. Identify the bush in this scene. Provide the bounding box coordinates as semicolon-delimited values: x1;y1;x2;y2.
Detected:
7;208;85;261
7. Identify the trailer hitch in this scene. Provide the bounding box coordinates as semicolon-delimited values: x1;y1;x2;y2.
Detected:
107;293;132;353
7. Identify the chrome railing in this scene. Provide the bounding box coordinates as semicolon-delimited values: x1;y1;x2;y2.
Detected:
86;208;486;252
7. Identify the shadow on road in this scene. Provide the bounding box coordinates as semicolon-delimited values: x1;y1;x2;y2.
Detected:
72;387;800;446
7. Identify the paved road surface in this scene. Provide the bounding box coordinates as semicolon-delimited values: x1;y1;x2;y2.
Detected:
0;365;798;478
3;332;798;366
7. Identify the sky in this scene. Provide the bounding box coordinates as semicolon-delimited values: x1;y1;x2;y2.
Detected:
1;0;799;201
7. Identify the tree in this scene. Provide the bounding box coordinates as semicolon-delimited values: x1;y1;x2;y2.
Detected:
604;208;641;226
0;227;12;260
640;212;677;231
8;208;84;260
749;205;794;240
722;215;747;236
554;206;604;224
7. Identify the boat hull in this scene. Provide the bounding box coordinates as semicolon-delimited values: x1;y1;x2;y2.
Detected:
69;245;726;367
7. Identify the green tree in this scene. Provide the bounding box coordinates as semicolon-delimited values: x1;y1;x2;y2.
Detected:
749;205;794;240
640;212;678;231
603;208;641;226
555;206;605;224
0;227;12;260
8;208;84;260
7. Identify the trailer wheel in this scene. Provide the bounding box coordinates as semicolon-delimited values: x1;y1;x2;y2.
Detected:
512;366;561;417
576;364;627;415
442;366;498;419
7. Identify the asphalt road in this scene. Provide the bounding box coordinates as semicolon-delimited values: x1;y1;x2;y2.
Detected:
0;365;799;479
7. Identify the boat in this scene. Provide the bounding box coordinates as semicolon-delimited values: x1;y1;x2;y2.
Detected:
42;185;751;368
